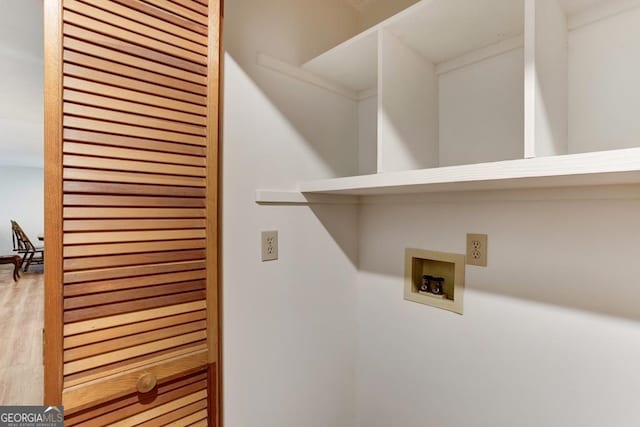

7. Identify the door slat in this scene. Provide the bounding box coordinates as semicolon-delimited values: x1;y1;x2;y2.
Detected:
64;291;207;324
63;250;206;271
63;89;206;125
63;168;206;188
63;9;207;65
64;310;207;349
63;218;207;232
64;282;207;311
141;0;209;26
63;36;206;85
63;51;207;97
63;129;206;156
64;260;206;284
63;344;207;388
64;272;207;297
64;0;207;55
64;116;205;146
108;390;208;427
64;321;207;362
111;0;208;36
63;24;207;75
63;103;206;137
77;0;208;45
61;351;209;412
64;373;207;426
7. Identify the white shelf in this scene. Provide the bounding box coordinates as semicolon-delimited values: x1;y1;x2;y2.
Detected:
256;0;640;202
297;148;640;195
302;0;526;91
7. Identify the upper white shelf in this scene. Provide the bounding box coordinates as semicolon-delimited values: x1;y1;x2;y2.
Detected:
301;0;526;93
300;0;639;91
255;0;640;203
298;148;640;195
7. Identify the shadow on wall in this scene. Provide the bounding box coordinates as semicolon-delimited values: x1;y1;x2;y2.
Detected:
356;189;640;323
309;204;359;268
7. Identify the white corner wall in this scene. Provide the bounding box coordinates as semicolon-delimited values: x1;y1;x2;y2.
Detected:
378;30;438;172
0;166;44;254
439;48;524;167
568;7;640;154
222;1;361;426
356;190;640;427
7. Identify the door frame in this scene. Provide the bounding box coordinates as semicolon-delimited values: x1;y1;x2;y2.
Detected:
42;0;223;423
43;0;64;406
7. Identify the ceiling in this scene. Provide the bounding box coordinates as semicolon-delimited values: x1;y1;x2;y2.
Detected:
0;0;44;168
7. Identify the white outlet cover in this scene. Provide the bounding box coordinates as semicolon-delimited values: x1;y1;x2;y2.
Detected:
261;230;278;261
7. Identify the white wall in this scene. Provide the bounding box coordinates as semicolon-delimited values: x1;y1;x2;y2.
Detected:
224;3;640;427
223;1;361;426
358;96;377;175
568;7;640;154
378;30;438;172
0;166;44;254
0;0;43;168
0;2;43;256
356;188;640;427
439;48;524;166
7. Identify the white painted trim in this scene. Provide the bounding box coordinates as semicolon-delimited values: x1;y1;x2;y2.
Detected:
435;35;524;75
298;148;640;195
255;190;359;204
360;184;640;204
568;0;640;30
256;53;359;101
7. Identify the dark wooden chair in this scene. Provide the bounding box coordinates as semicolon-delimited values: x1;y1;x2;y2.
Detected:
0;255;21;281
11;220;44;272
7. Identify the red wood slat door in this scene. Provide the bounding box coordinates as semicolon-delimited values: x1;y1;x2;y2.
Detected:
43;0;221;424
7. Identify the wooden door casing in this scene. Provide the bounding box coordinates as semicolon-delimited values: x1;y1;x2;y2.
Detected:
44;0;221;424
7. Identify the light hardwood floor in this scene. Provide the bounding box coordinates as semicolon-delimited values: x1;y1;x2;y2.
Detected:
0;265;43;404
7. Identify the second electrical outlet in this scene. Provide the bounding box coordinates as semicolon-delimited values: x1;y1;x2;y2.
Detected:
466;233;488;267
261;230;278;261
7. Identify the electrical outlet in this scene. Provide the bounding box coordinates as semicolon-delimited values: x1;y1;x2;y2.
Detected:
261;230;278;261
466;233;488;267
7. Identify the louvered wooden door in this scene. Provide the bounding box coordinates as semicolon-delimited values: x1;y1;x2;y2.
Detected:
43;0;221;424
